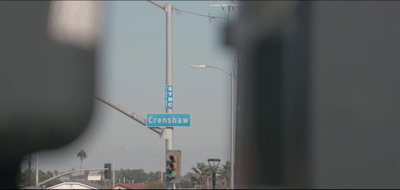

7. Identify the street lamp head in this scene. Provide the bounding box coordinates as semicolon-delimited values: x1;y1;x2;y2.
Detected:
207;158;221;162
113;146;131;188
207;158;221;172
190;64;207;68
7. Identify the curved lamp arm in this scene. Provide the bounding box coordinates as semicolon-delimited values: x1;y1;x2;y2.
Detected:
190;64;231;76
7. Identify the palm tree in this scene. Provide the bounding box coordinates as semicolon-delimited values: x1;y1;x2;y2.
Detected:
217;161;230;189
191;162;213;189
77;149;87;175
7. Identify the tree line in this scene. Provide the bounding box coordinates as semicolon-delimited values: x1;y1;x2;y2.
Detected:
18;161;230;189
19;149;231;189
113;160;231;189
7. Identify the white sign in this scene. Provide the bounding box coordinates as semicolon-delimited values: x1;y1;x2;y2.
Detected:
87;174;101;181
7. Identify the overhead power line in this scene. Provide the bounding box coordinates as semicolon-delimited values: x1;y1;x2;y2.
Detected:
172;7;228;23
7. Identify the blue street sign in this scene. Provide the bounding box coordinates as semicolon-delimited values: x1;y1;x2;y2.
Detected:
165;85;173;108
146;113;190;127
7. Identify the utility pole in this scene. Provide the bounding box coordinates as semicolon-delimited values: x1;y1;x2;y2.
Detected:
95;1;174;189
165;3;174;190
147;1;174;189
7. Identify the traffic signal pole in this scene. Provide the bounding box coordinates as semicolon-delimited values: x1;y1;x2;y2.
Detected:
97;1;174;188
147;1;174;189
165;3;174;189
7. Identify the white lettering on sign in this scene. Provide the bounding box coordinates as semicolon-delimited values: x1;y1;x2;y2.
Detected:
147;116;189;125
165;85;173;108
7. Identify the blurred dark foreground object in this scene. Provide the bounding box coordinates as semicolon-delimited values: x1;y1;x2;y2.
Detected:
230;1;400;189
0;1;99;188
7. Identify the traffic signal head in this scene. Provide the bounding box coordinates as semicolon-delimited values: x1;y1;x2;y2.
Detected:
166;150;181;183
104;163;111;179
168;154;178;178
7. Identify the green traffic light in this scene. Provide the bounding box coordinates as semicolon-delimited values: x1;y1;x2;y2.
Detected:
170;172;174;178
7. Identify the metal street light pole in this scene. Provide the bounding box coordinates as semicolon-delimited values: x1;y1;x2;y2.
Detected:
208;158;221;190
113;147;130;189
208;3;240;189
147;1;174;189
190;64;235;189
165;3;174;189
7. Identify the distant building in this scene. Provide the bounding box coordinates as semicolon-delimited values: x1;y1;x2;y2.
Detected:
46;180;109;189
109;183;147;189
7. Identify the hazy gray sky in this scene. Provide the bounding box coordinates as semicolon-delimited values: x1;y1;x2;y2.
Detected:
22;1;238;175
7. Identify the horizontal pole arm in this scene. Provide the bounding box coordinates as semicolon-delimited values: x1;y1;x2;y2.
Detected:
206;65;232;76
148;0;165;10
95;95;162;135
